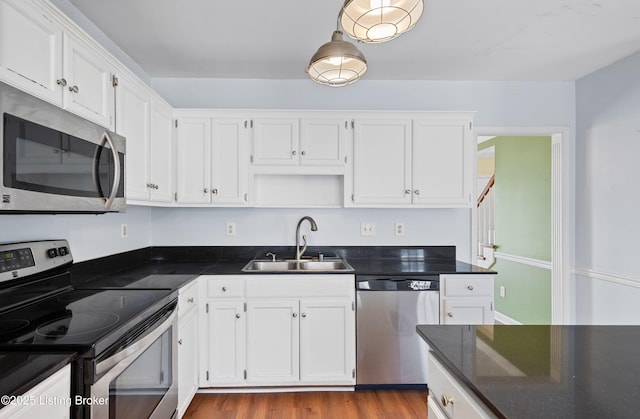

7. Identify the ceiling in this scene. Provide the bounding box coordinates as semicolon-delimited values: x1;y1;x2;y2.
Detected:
67;0;640;81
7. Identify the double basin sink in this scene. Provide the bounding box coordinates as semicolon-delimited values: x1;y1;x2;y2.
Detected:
242;258;354;273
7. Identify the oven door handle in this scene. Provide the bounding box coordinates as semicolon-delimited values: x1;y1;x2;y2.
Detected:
96;309;176;376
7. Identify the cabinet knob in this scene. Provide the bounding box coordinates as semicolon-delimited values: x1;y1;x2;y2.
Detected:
447;312;453;317
212;188;218;194
178;339;183;345
222;286;227;292
405;189;411;195
292;150;297;156
187;297;194;303
293;312;298;318
56;78;67;86
203;188;208;194
301;313;307;318
441;395;453;407
69;85;79;93
154;184;159;190
414;189;420;195
235;314;241;319
301;151;306;156
467;285;474;290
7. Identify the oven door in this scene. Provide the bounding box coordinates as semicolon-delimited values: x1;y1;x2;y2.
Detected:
89;307;178;419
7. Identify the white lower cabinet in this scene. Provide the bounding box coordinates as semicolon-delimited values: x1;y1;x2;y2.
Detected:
427;352;496;419
440;275;495;325
177;280;199;418
199;274;356;388
0;364;70;419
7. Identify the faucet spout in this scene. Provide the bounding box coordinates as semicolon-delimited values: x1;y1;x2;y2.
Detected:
295;216;318;261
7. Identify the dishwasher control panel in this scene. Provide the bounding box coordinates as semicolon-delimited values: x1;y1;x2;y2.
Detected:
356;275;440;291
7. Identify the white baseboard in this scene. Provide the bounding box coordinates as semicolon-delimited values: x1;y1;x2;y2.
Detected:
494;311;522;325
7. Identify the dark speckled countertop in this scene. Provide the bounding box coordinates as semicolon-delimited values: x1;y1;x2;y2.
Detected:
417;325;640;419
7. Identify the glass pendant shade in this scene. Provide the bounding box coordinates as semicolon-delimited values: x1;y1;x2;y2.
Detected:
306;31;368;87
340;0;424;43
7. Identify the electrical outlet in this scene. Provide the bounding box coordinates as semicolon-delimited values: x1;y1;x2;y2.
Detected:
360;222;376;236
121;224;128;238
499;286;506;298
226;222;236;236
394;222;405;236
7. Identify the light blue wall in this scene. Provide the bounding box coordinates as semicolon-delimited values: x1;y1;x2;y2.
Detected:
574;50;640;324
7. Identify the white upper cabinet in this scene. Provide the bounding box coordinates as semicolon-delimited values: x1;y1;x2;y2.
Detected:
175;114;249;205
116;76;173;203
351;113;474;207
352;118;412;205
251;117;299;166
116;75;150;201
252;117;349;169
62;33;114;129
0;0;62;104
0;0;115;129
412;117;473;206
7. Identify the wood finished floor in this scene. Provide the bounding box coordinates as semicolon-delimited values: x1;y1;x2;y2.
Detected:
183;390;428;419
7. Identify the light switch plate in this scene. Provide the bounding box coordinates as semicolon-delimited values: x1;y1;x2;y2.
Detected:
360;222;376;236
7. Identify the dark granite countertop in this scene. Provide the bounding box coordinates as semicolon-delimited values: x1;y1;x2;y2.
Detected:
0;353;73;409
70;245;494;288
416;325;640;419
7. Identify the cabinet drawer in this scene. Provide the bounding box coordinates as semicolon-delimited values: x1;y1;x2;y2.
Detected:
428;352;495;419
206;277;244;298
179;280;199;314
441;275;493;297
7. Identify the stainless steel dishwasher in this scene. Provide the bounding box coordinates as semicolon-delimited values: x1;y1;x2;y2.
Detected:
356;275;439;388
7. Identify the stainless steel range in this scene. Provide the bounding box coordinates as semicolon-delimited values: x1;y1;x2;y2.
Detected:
0;240;178;419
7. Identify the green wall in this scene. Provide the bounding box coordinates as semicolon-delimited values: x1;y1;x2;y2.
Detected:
479;136;552;324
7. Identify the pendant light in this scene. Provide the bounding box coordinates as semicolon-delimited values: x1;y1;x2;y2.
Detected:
306;30;367;87
340;0;424;43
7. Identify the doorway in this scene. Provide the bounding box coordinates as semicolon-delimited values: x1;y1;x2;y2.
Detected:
473;127;570;325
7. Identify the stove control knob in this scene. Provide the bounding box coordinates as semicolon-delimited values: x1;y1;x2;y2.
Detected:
58;247;69;256
47;248;59;258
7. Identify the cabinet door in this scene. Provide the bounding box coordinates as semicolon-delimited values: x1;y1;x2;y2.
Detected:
178;305;199;417
116;75;150;202
211;118;248;205
176;117;211;204
203;300;245;385
246;300;299;385
62;33;114;129
149;99;174;202
299;299;355;385
252;118;299;165
0;0;63;105
352;119;412;205
442;299;494;325
299;118;348;166
412;118;473;206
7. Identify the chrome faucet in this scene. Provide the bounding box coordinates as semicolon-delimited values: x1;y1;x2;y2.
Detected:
295;216;318;261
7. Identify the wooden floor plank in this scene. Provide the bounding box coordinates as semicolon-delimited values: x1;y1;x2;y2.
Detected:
183;390;428;419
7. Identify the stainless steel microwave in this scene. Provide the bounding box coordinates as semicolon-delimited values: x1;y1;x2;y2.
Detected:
0;81;125;213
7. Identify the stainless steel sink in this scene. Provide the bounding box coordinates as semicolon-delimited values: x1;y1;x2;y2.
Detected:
241;258;354;272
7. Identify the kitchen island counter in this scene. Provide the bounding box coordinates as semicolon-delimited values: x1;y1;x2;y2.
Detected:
416;325;640;418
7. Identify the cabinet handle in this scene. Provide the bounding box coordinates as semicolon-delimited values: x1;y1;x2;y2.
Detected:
235;314;241;319
447;312;453;317
292;150;297;156
154;184;159;190
178;339;183;345
467;285;474;291
222;286;227;292
293;312;298;318
146;183;153;189
301;313;307;318
56;78;67;86
441;395;453;407
187;297;194;303
69;85;79;93
414;189;420;195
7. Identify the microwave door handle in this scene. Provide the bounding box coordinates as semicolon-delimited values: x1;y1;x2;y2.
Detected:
100;132;121;210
